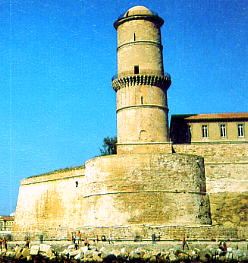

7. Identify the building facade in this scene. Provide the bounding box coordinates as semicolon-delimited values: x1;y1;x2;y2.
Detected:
0;216;15;232
170;113;248;144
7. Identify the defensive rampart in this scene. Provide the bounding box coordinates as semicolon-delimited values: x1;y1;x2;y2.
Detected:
13;166;86;237
83;153;211;227
13;153;213;240
173;142;248;227
13;142;248;240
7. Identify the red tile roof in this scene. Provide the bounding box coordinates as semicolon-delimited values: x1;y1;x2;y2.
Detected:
0;216;14;221
183;113;248;120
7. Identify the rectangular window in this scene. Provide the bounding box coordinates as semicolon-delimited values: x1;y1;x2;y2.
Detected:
202;125;208;138
220;124;227;138
238;124;244;137
134;33;136;41
134;65;139;74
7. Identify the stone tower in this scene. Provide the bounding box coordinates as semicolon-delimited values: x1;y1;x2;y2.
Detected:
13;6;217;241
112;6;171;154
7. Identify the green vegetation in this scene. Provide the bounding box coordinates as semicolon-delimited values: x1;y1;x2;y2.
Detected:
100;136;117;155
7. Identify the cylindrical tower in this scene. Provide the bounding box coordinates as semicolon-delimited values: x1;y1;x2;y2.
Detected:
112;6;171;153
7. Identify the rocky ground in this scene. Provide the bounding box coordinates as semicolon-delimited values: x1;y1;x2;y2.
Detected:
0;241;247;262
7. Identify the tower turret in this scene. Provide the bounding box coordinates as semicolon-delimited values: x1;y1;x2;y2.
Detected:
112;6;171;153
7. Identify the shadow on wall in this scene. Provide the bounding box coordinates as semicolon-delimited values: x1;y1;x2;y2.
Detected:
170;114;196;144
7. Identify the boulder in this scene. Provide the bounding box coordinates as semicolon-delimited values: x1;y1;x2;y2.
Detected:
232;249;244;260
21;247;30;258
84;249;93;258
14;245;22;253
6;251;15;258
69;249;80;257
67;244;75;249
92;251;103;262
129;250;141;259
30;245;40;256
74;253;82;260
45;248;55;259
15;247;23;259
149;255;157;263
26;255;32;261
39;244;51;253
80;246;89;253
61;248;69;255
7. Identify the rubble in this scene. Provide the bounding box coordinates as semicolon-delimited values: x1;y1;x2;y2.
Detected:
0;242;247;262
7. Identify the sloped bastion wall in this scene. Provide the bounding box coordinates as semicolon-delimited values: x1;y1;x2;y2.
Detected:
82;153;211;227
13;153;213;240
13;166;86;239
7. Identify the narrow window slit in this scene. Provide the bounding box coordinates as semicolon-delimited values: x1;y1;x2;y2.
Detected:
134;65;139;74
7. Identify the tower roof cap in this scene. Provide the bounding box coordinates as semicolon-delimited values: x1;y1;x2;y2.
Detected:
114;6;164;29
124;6;153;17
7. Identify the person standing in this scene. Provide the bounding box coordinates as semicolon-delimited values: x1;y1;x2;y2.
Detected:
108;234;114;244
3;238;7;250
76;231;82;244
151;233;156;244
182;236;189;250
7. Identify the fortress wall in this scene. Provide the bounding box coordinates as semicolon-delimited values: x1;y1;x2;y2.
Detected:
79;225;246;241
173;143;248;226
14;166;86;237
82;153;211;227
117;142;172;154
172;143;248;193
172;142;248;160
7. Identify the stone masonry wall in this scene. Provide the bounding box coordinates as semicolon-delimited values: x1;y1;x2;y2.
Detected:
14;166;86;236
173;143;248;227
13;142;248;240
82;153;211;227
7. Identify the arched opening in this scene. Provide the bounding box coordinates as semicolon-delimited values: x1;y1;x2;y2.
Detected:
139;130;147;141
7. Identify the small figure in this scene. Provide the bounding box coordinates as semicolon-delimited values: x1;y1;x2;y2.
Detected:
76;231;82;244
75;243;79;250
72;232;76;244
182;236;189;250
3;238;7;250
151;233;156;244
108;234;114;244
25;238;30;248
92;239;97;246
84;237;89;246
219;241;224;251
223;241;227;252
39;234;44;244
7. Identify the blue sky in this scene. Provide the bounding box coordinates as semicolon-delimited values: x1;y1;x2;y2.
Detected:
0;0;247;215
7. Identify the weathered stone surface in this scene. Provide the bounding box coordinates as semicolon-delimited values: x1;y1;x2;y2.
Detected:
173;143;248;227
12;5;247;242
83;153;211;227
30;245;39;255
